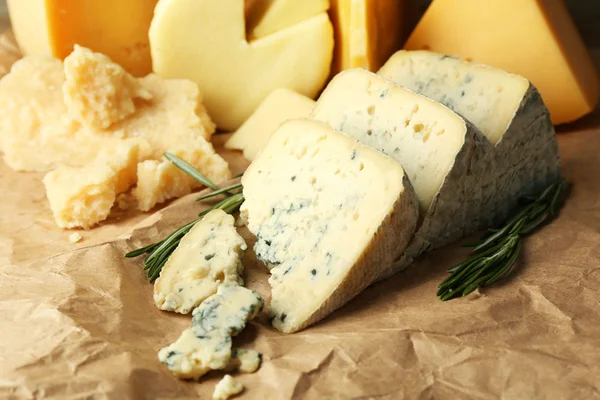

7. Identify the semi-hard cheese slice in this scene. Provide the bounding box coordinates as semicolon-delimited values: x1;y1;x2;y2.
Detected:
379;51;562;229
63;45;152;130
403;0;599;125
330;0;405;73
158;283;264;379
149;0;333;131
241;119;418;333
154;209;247;314
311;69;493;274
225;88;315;161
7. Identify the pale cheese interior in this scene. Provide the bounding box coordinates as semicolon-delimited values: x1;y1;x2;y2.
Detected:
378;50;530;145
311;68;466;213
241;119;408;332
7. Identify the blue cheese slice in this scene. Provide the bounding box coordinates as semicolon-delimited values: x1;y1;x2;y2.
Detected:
154;209;247;314
241;119;419;333
225;348;262;373
311;69;493;276
378;50;561;229
158;283;264;379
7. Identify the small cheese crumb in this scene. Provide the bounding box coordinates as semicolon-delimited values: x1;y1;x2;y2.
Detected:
213;375;243;400
68;232;82;243
63;45;152;130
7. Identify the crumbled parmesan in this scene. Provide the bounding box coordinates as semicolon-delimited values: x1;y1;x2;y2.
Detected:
0;47;230;229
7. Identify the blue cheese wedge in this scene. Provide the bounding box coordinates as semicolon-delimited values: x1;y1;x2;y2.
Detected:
378;50;561;229
154;209;247;314
158;283;264;379
213;374;244;400
311;68;493;276
241;119;419;333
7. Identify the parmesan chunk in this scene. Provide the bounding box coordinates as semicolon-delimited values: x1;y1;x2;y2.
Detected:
63;45;152;130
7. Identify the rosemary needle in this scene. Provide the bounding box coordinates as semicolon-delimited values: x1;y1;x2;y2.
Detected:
126;153;245;281
437;179;567;301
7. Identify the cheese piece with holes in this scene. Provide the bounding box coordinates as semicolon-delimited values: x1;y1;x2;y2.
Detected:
149;0;333;131
403;0;599;124
133;137;232;212
213;375;244;400
154;209;247;314
246;0;329;39
241;118;418;333
225;88;315;161
158;283;264;379
43;138;149;229
329;0;406;73
63;45;152;130
7;0;158;76
378;51;561;230
310;68;495;275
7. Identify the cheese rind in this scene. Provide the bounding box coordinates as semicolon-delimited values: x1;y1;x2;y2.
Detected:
311;69;494;273
158;284;264;379
379;51;562;234
403;0;599;124
225;88;316;161
154;210;247;314
241;119;418;333
63;45;152;130
213;375;244;400
149;0;333;131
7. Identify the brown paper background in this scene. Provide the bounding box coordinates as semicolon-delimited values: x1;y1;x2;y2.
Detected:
1;26;600;399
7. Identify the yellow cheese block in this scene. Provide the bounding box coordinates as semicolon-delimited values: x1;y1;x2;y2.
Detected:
246;0;329;39
404;0;600;125
149;0;333;131
7;0;157;76
225;88;315;161
330;0;406;73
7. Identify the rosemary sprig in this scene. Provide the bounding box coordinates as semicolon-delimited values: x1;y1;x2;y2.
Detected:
437;179;567;301
126;154;245;281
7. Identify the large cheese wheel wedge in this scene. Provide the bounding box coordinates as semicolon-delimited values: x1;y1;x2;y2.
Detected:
7;0;157;76
311;69;493;275
379;51;562;230
241;119;418;332
149;0;334;131
403;0;599;125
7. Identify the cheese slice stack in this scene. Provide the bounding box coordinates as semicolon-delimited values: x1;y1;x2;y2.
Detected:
241;119;418;333
311;69;492;273
379;51;562;230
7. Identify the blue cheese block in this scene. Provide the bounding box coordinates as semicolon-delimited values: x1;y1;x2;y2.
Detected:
154;209;247;314
158;283;264;379
378;50;561;230
311;68;494;277
241;118;419;333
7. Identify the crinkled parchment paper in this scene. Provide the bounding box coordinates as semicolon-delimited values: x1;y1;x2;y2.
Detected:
1;30;600;399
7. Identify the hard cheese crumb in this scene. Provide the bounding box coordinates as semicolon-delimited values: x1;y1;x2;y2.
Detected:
68;232;82;243
0;47;229;229
213;375;243;400
63;45;152;130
